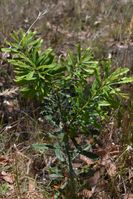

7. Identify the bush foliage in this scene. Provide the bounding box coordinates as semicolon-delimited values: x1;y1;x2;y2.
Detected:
2;29;133;197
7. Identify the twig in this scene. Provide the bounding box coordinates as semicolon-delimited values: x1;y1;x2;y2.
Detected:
115;145;133;163
19;9;48;46
26;9;48;34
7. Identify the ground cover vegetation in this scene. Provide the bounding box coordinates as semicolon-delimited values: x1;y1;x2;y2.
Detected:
1;29;133;198
0;1;133;199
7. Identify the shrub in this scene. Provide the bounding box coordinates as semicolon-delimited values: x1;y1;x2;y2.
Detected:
2;29;133;197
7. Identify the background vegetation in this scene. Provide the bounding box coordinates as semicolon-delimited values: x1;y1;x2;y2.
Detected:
0;0;133;199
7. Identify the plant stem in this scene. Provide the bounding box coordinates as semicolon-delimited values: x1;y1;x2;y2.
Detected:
19;9;48;46
26;9;48;34
64;134;76;198
71;137;98;159
14;151;22;199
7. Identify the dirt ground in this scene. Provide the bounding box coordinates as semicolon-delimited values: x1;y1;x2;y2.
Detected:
0;0;133;198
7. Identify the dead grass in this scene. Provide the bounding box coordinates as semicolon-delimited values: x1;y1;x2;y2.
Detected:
0;0;133;198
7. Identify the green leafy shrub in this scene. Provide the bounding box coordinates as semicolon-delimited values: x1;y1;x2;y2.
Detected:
2;29;64;99
2;29;133;197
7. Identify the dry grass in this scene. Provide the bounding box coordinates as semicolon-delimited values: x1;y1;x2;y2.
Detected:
0;0;133;198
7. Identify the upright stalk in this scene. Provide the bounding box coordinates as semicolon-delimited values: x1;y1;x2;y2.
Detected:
64;133;77;198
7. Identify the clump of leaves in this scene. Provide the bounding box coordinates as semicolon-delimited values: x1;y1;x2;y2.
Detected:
2;29;64;99
2;29;133;197
0;183;9;197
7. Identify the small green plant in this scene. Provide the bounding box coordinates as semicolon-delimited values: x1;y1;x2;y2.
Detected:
0;183;9;197
2;29;133;198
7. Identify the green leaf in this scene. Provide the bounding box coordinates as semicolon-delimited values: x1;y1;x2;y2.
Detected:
32;143;54;152
99;101;111;107
105;67;129;84
55;148;65;162
8;59;32;69
20;87;30;93
17;52;35;67
54;143;65;162
2;47;19;53
117;77;133;84
15;74;27;82
25;71;35;80
49;174;63;179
